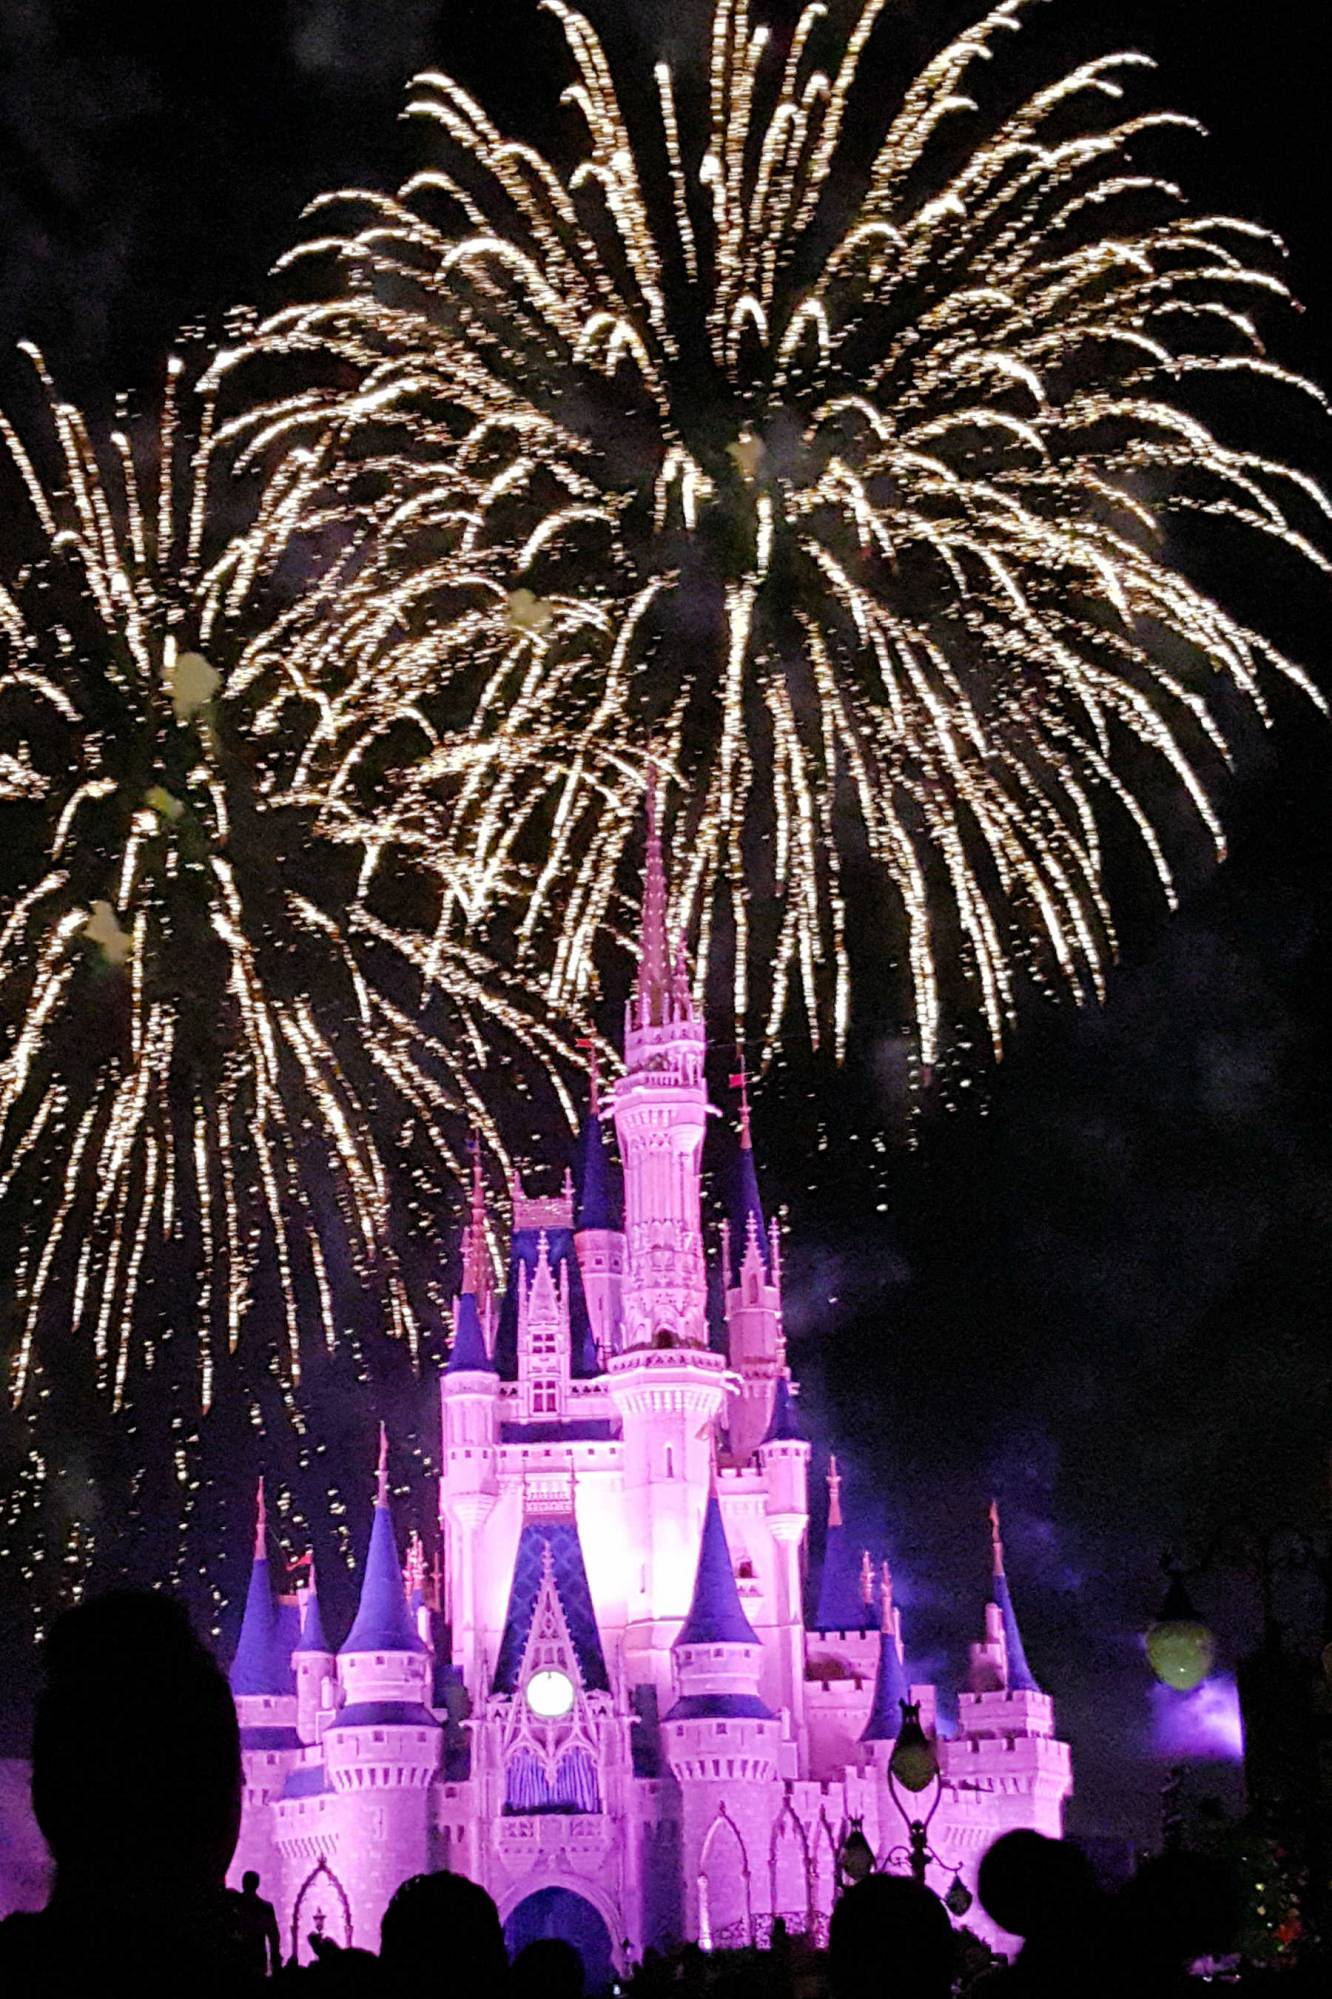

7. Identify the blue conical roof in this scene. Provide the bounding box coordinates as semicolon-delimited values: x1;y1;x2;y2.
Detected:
676;1492;761;1648
293;1580;330;1656
995;1570;1041;1693
760;1375;803;1445
574;1112;621;1232
861;1624;911;1742
728;1140;771;1283
340;1494;425;1656
230;1545;281;1696
447;1291;495;1374
271;1597;300;1695
815;1521;867;1630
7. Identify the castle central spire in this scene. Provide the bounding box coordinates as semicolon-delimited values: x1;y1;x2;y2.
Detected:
637;772;672;1028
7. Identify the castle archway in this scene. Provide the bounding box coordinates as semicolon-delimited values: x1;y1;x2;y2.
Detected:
504;1885;617;1995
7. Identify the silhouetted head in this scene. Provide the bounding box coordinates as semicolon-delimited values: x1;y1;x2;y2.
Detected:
1114;1851;1240;1970
512;1937;583;1999
829;1875;954;1999
380;1870;506;1987
32;1590;241;1902
977;1831;1100;1942
242;1871;260;1897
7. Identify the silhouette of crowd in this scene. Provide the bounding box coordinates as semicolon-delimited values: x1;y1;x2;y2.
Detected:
0;1591;1326;1995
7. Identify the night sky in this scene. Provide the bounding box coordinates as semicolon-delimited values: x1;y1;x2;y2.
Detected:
1;0;1329;1851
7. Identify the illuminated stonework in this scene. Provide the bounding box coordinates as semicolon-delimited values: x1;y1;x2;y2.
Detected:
225;814;1072;1967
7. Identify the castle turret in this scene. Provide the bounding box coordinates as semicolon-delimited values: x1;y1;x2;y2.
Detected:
440;1281;499;1693
756;1374;810;1747
969;1500;1042;1696
607;785;726;1701
664;1490;781;1942
292;1562;336;1745
230;1481;297;1723
324;1430;441;1945
949;1503;1071;1845
722;1066;785;1465
227;1481;298;1896
573;1048;625;1366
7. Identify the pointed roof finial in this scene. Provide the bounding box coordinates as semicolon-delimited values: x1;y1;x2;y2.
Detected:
880;1559;894;1634
637;768;671;1027
461;1133;492;1303
860;1549;875;1608
254;1477;267;1561
987;1498;1041;1693
376;1424;389;1509
827;1454;843;1529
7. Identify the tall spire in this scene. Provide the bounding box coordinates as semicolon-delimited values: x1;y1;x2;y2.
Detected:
340;1429;425;1656
989;1499;1041;1693
461;1138;492;1309
861;1560;912;1743
815;1455;869;1631
675;1489;762;1649
637;771;671;1027
230;1479;284;1696
726;1050;772;1282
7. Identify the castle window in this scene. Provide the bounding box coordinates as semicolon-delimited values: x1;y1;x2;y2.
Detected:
665;1448;674;1478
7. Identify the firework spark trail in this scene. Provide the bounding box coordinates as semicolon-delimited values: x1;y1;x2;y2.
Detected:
0;339;581;1465
219;0;1328;1069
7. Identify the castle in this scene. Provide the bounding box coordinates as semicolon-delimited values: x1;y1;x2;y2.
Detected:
226;801;1073;1971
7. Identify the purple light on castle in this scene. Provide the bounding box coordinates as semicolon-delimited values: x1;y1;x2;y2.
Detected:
225;799;1074;1967
1151;1676;1245;1765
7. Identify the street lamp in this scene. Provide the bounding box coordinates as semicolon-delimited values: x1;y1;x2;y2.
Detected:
837;1820;876;1886
1146;1573;1216;1693
885;1700;945;1889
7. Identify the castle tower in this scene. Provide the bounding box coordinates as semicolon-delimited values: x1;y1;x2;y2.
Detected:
292;1563;336;1745
324;1430;441;1946
756;1375;810;1748
722;1066;785;1466
664;1490;781;1941
948;1503;1071;1841
611;778;709;1352
440;1282;499;1695
573;1049;625;1366
228;1482;298;1893
607;784;726;1699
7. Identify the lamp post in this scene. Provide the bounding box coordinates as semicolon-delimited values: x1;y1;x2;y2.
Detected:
837;1820;876;1888
881;1699;971;1916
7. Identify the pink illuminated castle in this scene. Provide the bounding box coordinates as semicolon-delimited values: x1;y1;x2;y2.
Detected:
226;803;1073;1971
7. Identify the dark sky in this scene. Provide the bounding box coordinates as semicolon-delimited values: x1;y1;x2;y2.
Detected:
1;0;1329;1848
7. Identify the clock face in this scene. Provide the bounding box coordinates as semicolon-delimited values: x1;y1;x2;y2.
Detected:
526;1668;575;1720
